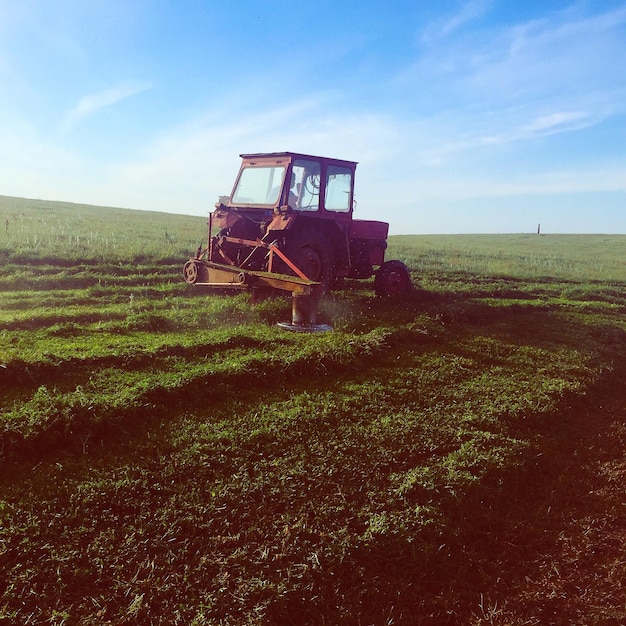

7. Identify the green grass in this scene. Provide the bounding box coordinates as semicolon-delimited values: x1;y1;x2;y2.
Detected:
1;194;205;262
1;195;625;624
389;233;626;282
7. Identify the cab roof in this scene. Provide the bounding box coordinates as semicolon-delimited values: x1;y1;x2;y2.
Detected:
240;152;358;168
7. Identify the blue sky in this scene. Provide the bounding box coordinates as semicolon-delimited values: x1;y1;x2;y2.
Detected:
1;1;626;234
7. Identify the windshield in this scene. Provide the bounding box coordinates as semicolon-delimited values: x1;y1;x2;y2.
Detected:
231;165;286;205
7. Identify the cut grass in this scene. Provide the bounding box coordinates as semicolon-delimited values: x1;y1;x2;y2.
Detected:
1;197;625;624
2;291;623;623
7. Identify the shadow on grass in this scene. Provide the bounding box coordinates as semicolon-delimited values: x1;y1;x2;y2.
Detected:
265;354;626;625
2;287;625;624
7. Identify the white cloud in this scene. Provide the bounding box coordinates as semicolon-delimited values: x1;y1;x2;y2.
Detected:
473;108;604;148
471;8;626;99
60;80;152;133
522;111;589;135
406;4;626;112
422;0;492;42
90;98;403;215
410;166;626;200
389;4;626;176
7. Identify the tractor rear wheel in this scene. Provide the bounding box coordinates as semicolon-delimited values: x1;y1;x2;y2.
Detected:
375;260;411;297
285;230;336;291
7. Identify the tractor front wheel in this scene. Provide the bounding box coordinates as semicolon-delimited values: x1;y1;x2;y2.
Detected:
374;260;411;297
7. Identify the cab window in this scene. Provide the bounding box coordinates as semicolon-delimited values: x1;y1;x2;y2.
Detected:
325;166;352;212
292;159;321;211
231;165;286;205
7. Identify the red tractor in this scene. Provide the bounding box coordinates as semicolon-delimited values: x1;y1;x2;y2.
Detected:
183;152;410;327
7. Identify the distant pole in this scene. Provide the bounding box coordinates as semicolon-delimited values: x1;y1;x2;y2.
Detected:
537;223;541;234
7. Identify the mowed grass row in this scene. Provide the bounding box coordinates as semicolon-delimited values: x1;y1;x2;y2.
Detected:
2;296;624;622
1;196;625;623
1;294;623;624
3;263;622;461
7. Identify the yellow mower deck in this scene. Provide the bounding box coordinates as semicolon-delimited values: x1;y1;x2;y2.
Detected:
183;258;330;332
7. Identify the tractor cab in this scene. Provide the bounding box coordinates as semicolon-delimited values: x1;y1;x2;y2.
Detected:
228;152;356;218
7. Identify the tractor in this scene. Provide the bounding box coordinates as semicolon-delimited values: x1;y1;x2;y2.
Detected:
183;152;411;329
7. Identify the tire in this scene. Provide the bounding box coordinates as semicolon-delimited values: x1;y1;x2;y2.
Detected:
183;260;199;284
374;260;411;297
284;229;336;291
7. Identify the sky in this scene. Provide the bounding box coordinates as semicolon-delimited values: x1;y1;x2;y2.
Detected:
1;0;626;235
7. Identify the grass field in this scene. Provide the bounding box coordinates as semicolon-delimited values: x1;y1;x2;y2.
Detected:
1;195;625;624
